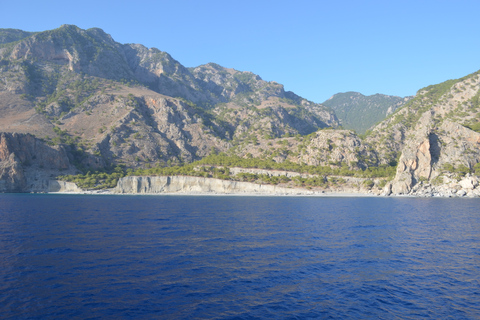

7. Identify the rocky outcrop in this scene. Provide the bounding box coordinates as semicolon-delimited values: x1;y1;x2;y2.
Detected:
0;132;75;192
48;180;83;193
114;175;321;195
391;112;434;194
0;153;26;192
299;129;377;168
0;132;71;170
390;120;480;196
388;69;480;195
402;174;480;198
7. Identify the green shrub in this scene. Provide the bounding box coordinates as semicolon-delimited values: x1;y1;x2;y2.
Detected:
432;176;444;185
363;180;374;189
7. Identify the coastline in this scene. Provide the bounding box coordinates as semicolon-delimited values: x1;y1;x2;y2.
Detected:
46;176;379;197
47;189;380;197
21;175;480;198
43;190;476;198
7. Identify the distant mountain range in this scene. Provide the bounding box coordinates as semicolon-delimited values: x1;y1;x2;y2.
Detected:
1;25;480;196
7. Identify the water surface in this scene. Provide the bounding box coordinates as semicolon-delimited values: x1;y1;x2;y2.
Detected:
0;195;479;319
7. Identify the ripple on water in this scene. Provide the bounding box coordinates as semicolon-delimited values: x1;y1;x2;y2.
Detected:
0;195;479;319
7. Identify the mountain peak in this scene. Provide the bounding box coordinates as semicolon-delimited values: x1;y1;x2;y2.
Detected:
59;24;80;30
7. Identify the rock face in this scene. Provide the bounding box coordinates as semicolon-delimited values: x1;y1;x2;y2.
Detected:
298;129;377;168
114;175;320;195
48;180;83;193
0;132;75;192
0;132;70;170
386;71;480;195
0;152;25;192
391;112;434;194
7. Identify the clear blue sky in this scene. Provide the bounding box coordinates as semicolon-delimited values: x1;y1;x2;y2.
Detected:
1;0;479;103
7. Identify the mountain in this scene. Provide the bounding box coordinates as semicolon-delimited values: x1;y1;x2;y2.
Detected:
0;25;338;168
1;25;480;197
322;92;411;134
365;70;480;195
0;29;36;44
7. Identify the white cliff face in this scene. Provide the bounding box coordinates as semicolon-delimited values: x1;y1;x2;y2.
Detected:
48;180;83;193
113;175;321;195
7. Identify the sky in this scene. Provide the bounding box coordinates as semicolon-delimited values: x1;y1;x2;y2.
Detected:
1;0;479;103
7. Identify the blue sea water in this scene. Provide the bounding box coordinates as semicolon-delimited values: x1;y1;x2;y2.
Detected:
0;194;479;319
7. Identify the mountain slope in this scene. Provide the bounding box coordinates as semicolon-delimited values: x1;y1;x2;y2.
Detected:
0;25;339;172
322;92;411;134
366;70;480;195
1;25;480;197
0;29;36;45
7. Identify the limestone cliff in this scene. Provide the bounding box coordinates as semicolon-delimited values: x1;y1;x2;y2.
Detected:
385;70;480;196
390;112;435;194
0;152;25;192
0;132;76;192
114;175;321;195
48;180;83;193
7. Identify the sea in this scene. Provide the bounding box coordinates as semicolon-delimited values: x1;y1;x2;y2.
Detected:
0;194;479;319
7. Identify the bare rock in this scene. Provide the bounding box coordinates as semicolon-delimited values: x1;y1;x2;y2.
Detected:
0;132;74;192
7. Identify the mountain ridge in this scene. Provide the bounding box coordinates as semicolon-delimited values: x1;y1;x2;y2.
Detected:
322;91;412;134
1;25;480;197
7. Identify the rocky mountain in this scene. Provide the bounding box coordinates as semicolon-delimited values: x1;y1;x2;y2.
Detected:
0;25;338;172
365;70;480;195
203;70;480;197
0;29;36;45
322;92;411;134
1;25;480;197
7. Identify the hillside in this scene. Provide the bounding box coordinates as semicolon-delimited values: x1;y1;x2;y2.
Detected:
322;92;411;134
365;70;480;195
0;25;339;170
1;25;480;197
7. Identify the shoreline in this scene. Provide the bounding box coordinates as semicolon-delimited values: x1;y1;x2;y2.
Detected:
46;191;379;197
20;175;480;198
39;191;477;198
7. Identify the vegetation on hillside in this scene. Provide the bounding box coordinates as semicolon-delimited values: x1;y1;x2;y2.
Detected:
3;26;480;196
59;153;397;190
322;92;409;134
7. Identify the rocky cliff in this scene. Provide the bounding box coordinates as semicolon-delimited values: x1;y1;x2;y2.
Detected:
48;180;83;192
381;70;480;196
114;175;321;195
0;132;76;192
